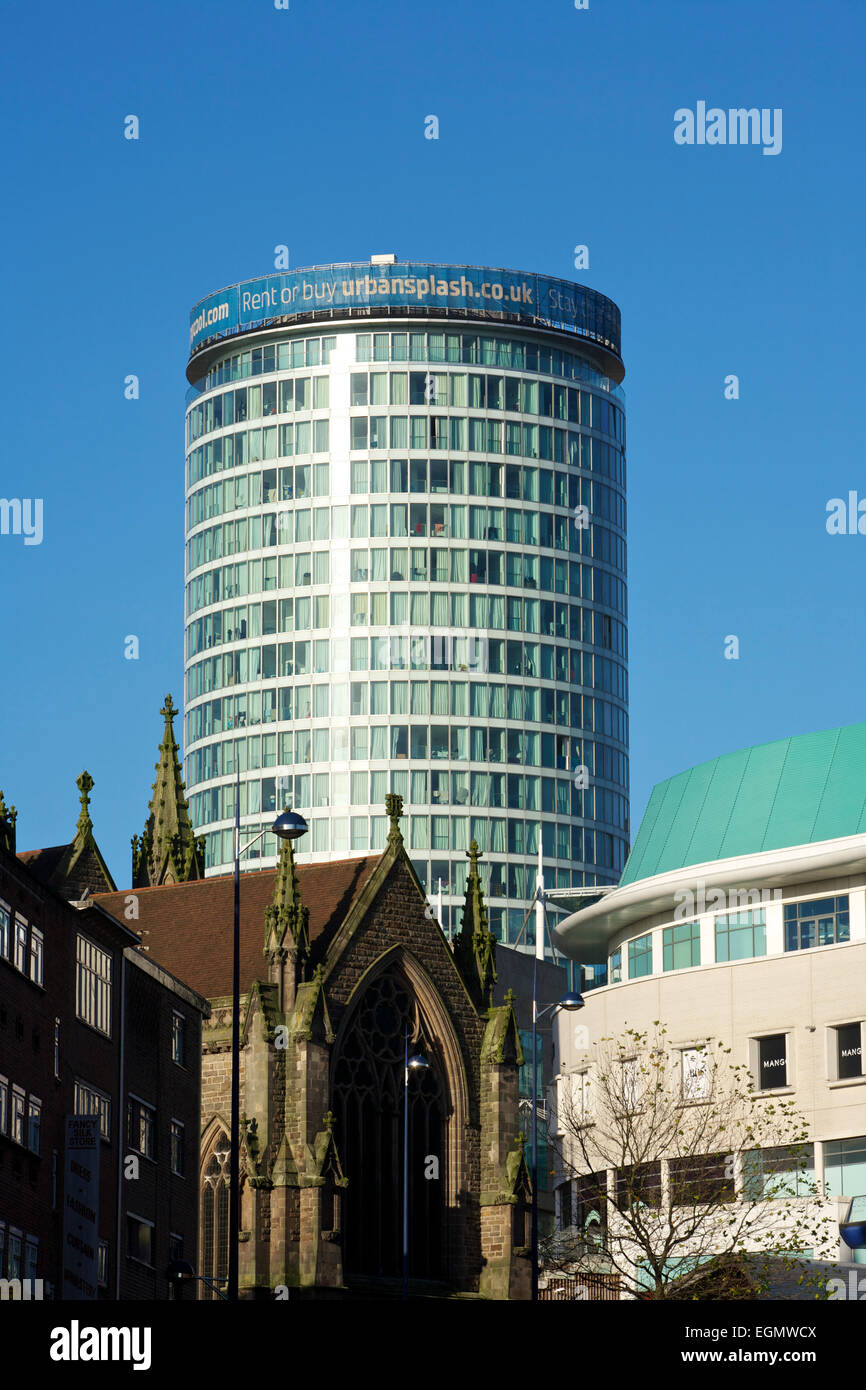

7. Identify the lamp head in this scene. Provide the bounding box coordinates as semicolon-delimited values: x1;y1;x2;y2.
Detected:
407;1054;430;1071
559;991;585;1012
272;807;308;841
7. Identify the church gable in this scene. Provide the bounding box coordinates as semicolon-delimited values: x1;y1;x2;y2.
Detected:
320;796;475;1023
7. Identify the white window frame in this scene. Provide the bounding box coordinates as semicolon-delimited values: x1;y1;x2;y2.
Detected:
75;933;113;1036
11;1085;25;1145
29;927;43;986
680;1046;711;1103
27;1095;41;1154
170;1118;185;1176
827;1020;865;1082
750;1031;791;1092
171;1011;186;1067
127;1094;156;1160
622;1057;639;1112
0;900;10;959
14;916;27;973
74;1078;112;1141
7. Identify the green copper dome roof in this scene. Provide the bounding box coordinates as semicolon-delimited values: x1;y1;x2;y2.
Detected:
621;722;866;887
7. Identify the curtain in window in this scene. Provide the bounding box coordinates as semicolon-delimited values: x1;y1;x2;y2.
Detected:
471;773;488;806
485;595;502;629
489;684;505;719
431;681;449;716
490;819;506;853
371;726;387;759
471;818;489;852
430;591;448;625
410;592;429;624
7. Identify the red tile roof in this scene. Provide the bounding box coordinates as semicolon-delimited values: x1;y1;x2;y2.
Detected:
93;855;379;999
18;845;69;880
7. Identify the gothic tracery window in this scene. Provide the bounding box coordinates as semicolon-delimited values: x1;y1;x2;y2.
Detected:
201;1131;230;1299
333;972;444;1281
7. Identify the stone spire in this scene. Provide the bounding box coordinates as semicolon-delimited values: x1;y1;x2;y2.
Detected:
454;840;497;1010
48;771;117;898
264;824;310;1010
132;695;205;888
75;770;94;837
385;792;404;846
0;790;17;855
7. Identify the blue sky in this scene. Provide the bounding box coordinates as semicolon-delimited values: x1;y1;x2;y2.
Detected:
1;0;863;883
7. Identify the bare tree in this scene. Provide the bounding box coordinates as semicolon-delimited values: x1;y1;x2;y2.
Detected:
546;1025;835;1300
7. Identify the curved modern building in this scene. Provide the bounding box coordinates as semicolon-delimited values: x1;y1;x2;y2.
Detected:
183;257;629;942
552;722;866;1277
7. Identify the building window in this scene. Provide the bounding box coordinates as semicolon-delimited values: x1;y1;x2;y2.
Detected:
0;1222;5;1275
754;1033;788;1090
622;1057;639;1111
97;1241;109;1288
74;1079;111;1141
170;1120;185;1176
7;1230;22;1280
558;1071;590;1130
54;1019;61;1079
169;1232;183;1262
29;928;43;986
0;901;9;959
27;1096;41;1154
201;1134;231;1299
75;934;113;1036
14;917;27;973
669;1154;735;1205
0;1076;7;1135
558;1180;573;1229
11;1086;25;1144
681;1047;711;1102
663;921;700;972
784;895;849;951
127;1097;156;1160
627;933;652;979
715;910;765;963
743;1144;815;1199
834;1023;863;1080
615;1162;661;1211
824;1135;866;1197
23;1237;38;1283
127;1215;154;1266
171;1012;186;1067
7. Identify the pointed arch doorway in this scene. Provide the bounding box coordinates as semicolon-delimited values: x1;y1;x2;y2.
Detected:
333;968;446;1283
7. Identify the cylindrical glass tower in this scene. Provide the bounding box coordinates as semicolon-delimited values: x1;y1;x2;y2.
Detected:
183;259;628;943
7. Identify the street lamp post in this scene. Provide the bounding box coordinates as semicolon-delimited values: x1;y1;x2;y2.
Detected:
530;984;584;1300
227;791;308;1303
402;1022;430;1301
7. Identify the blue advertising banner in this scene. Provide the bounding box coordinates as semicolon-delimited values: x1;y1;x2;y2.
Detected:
189;262;620;358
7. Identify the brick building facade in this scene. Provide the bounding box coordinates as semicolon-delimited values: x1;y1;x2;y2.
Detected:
97;793;532;1299
0;778;207;1300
